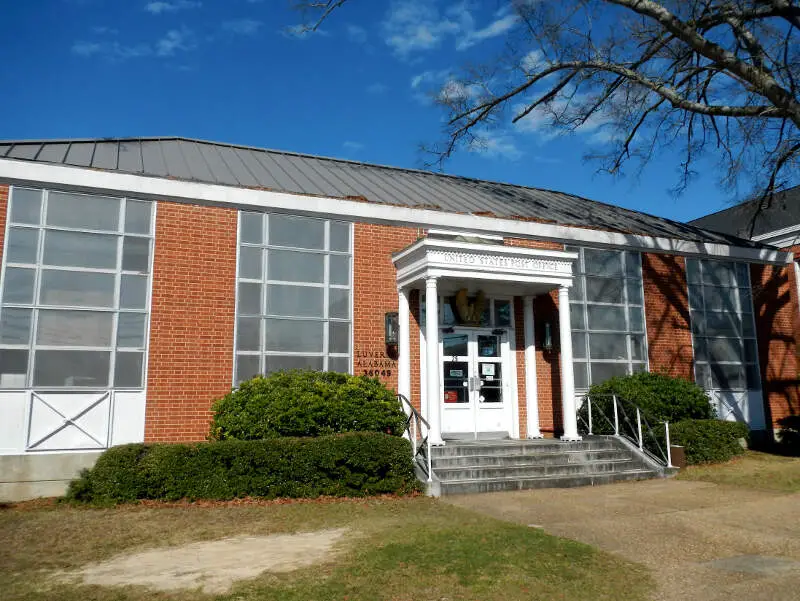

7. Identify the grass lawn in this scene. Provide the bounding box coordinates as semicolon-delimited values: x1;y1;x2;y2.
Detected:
677;450;800;492
0;496;652;601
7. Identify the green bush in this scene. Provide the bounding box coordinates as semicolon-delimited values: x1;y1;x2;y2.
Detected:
209;371;407;441
65;433;418;504
579;372;713;435
670;419;749;464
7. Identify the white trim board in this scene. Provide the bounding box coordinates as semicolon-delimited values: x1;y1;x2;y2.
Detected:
0;157;792;265
752;224;800;249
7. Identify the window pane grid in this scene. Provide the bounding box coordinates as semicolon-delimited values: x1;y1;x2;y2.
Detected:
0;187;154;390
569;248;647;387
235;212;352;383
687;258;760;391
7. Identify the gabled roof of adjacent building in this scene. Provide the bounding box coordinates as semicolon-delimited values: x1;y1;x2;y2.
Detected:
689;184;800;242
0;136;766;248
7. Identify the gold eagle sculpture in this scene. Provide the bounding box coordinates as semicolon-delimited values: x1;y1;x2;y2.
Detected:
455;288;487;326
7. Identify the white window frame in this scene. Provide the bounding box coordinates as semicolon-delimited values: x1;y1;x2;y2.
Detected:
233;211;353;384
0;186;155;391
686;258;761;392
567;246;649;388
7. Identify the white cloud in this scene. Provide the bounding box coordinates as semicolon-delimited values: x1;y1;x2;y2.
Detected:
411;69;451;89
366;82;388;94
382;0;520;58
437;79;484;103
382;0;463;57
456;12;518;50
468;131;522;160
520;49;544;72
71;41;103;57
71;40;152;60
282;24;330;39
346;24;367;44
343;141;365;152
145;1;201;15
512;92;614;143
222;19;263;36
156;28;194;56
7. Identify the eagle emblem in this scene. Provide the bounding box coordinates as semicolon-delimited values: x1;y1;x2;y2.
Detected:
454;289;487;326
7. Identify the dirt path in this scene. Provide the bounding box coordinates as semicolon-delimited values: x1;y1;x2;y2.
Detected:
69;528;348;594
446;480;800;601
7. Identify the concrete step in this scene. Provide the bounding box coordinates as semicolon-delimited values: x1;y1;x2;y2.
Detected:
431;449;631;469
439;469;659;495
431;439;618;458
434;459;642;482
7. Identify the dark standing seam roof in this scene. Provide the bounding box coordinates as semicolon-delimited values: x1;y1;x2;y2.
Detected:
689;185;800;239
0;136;770;248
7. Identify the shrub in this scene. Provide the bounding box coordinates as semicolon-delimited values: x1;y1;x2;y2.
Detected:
579;372;713;435
670;419;749;464
65;433;419;504
209;371;407;441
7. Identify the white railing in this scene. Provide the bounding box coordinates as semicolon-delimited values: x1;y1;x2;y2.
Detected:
397;393;433;482
578;394;674;468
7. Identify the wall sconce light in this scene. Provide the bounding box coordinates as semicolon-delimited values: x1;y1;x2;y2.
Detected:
384;311;399;346
543;322;554;352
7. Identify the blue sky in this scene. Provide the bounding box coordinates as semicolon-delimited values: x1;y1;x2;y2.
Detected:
0;0;766;222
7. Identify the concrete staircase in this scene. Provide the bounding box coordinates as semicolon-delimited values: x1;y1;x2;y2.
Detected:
429;436;663;495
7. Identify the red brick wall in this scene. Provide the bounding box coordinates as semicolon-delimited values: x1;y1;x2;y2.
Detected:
642;253;694;380
352;223;421;408
144;201;238;442
0;185;7;267
751;261;800;429
512;297;528;437
534;291;562;436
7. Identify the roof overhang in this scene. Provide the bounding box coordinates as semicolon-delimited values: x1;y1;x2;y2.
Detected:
0;157;793;265
392;238;577;291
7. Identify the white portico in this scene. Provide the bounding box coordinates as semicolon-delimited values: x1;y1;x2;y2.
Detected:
392;237;581;445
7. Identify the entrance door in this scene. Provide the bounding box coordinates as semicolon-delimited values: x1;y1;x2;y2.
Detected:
441;330;511;438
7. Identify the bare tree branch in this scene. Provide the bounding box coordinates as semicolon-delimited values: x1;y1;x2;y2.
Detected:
295;0;800;203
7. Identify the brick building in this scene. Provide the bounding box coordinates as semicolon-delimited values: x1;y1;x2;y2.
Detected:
0;138;797;496
690;185;800;432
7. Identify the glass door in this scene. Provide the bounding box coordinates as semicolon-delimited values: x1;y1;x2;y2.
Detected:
441;332;473;434
441;331;510;437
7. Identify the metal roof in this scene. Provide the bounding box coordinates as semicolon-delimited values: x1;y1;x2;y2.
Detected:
0;136;764;248
689;185;800;239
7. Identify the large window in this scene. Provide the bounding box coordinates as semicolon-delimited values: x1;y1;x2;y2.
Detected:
235;211;352;384
567;247;647;388
686;259;760;391
0;187;154;389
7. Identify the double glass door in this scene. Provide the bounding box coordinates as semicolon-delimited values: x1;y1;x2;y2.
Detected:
441;330;510;436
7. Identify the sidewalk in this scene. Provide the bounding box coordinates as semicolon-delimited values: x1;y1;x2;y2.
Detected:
445;479;800;601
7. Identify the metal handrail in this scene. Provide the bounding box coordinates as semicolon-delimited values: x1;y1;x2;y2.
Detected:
397;393;433;482
577;393;674;468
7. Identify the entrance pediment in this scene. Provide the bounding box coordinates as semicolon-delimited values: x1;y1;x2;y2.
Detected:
393;238;577;289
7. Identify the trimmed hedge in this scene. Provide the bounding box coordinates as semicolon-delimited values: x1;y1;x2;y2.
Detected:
583;372;713;428
210;371;406;441
65;432;419;504
670;419;749;465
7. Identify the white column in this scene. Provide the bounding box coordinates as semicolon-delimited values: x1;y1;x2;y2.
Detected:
558;285;582;441
425;277;444;445
397;288;411;403
523;295;542;438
